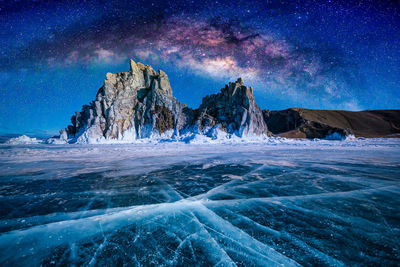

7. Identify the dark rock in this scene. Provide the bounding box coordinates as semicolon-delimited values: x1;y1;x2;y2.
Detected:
151;105;175;134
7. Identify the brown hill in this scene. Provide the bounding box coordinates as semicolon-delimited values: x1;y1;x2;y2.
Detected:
263;108;400;138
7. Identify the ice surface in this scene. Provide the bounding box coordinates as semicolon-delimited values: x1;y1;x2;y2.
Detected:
0;139;399;265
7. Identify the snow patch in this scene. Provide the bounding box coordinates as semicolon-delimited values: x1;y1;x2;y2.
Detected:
6;135;43;145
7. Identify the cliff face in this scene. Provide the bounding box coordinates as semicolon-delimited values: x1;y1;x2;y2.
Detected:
193;78;270;136
63;60;189;143
264;108;400;138
62;60;268;143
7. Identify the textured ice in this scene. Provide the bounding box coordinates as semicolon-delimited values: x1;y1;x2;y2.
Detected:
0;139;399;265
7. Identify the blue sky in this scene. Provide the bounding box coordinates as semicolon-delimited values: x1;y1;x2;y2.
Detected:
1;0;399;135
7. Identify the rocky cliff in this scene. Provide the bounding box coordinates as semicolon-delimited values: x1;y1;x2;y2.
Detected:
61;60;269;143
192;78;269;136
264;108;400;138
62;60;190;143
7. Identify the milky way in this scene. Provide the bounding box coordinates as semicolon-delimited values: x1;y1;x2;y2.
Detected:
1;0;399;134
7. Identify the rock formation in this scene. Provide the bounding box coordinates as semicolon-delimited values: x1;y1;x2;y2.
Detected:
60;59;400;143
61;60;269;143
193;78;270;136
62;60;189;143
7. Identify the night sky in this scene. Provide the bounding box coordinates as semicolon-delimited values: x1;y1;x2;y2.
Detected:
1;0;399;135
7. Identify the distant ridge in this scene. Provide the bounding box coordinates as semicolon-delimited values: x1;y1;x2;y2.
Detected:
263;108;400;138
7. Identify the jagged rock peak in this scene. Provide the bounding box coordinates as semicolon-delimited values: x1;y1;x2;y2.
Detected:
61;59;188;143
59;60;272;144
102;59;173;97
195;78;270;137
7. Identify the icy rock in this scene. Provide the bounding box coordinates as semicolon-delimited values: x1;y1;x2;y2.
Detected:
45;137;67;144
63;60;189;143
193;78;270;137
60;61;270;144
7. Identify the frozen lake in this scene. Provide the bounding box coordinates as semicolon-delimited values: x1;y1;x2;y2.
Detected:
0;139;399;266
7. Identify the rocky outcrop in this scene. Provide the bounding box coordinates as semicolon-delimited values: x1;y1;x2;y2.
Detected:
62;60;189;143
60;59;399;143
192;78;270;136
61;60;271;143
264;108;400;138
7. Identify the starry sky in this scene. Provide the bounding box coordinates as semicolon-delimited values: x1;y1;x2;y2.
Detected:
1;0;399;135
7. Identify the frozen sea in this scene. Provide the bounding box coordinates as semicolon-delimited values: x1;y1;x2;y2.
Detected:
0;138;399;266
